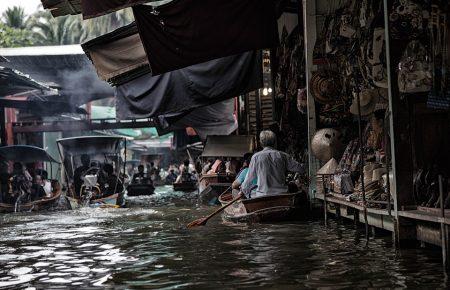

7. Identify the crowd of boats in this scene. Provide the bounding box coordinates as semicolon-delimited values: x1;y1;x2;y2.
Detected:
0;135;308;224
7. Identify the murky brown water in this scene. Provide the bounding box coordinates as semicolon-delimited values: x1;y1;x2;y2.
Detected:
0;186;448;289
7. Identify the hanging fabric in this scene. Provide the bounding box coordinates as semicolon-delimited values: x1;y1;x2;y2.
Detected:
115;51;262;119
132;0;279;75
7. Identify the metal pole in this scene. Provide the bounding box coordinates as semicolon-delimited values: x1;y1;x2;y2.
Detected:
357;90;369;242
439;175;448;269
384;111;392;216
322;175;327;225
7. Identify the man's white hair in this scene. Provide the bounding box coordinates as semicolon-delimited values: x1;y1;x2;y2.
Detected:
259;130;276;148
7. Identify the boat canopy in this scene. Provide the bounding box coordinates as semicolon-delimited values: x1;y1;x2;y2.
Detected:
202;135;255;158
57;136;124;156
0;145;59;163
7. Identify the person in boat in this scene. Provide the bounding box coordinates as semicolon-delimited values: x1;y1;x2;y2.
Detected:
202;159;214;174
165;169;178;184
31;174;46;201
41;171;53;198
102;163;123;196
232;153;257;195
74;154;91;197
241;130;305;198
132;165;152;185
175;160;196;183
10;162;32;203
0;161;9;203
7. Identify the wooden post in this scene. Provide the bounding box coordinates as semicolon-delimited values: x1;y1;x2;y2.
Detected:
0;107;6;146
439;175;448;269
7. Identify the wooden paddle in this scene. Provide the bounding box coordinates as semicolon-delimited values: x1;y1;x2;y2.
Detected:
187;192;244;228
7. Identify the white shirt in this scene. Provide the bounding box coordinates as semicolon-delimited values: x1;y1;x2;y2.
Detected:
241;147;305;198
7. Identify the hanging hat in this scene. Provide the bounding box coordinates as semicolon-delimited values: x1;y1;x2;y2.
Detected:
317;158;338;175
311;128;344;162
310;71;341;104
350;89;377;116
372;167;386;182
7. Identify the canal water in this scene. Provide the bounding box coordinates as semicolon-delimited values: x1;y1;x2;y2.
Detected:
0;186;447;289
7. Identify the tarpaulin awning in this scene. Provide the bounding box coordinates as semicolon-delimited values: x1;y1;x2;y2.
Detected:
82;23;150;86
202;135;256;158
0;145;59;163
57;136;124;156
116;50;262;118
132;0;279;75
155;99;238;140
0;67;51;97
40;0;168;18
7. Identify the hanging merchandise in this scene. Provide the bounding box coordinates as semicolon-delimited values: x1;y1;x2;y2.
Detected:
132;0;279;75
310;71;342;104
389;0;428;40
297;88;308;114
427;2;450;110
365;25;388;88
311;128;345;162
349;89;377;116
398;40;433;93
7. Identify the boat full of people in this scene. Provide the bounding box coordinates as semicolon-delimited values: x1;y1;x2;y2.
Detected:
0;145;67;213
57;136;126;208
199;135;256;204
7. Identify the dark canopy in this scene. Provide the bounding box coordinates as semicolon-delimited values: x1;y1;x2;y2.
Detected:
132;0;279;75
40;0;165;18
0;145;59;163
116;50;262;118
202;136;256;158
57;136;124;156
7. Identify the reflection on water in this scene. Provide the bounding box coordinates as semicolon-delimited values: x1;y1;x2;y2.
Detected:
0;186;447;289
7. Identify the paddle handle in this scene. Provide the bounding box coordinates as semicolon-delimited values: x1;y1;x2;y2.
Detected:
203;192;244;222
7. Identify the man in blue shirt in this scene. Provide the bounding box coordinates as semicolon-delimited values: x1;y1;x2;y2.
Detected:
232;153;257;194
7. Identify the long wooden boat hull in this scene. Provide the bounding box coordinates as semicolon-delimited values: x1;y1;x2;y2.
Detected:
127;184;155;196
67;193;121;209
219;192;305;223
0;191;64;213
173;182;198;192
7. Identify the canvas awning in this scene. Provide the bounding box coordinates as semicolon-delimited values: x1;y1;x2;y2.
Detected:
57;136;124;156
82;23;150;86
40;0;168;19
202;135;256;158
155;99;238;140
132;0;279;75
116;50;262;118
0;145;59;163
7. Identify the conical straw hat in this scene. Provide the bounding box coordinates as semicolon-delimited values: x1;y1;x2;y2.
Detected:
317;158;338;175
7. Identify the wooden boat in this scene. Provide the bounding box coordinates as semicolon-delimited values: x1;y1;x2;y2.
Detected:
173;182;198;192
0;190;63;213
127;184;155;196
57;136;127;208
0;145;68;213
218;192;304;223
199;174;234;205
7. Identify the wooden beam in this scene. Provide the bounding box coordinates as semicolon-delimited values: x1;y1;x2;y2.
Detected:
12;118;155;133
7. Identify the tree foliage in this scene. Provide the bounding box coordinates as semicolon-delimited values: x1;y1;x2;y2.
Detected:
0;5;134;47
0;23;36;47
